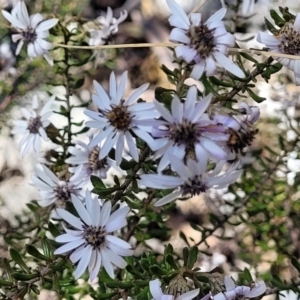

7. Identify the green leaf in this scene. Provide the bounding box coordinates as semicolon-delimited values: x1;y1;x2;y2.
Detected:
73;77;85;89
10;249;29;272
106;282;134;288
179;231;190;247
41;237;53;259
26;245;51;262
98;292;118;299
270;10;285;27
202;77;219;96
134;280;149;287
126;265;145;279
246;88;266;103
239;52;259;64
164;243;174;256
291;257;300;273
91;175;106;189
264;17;278;34
48;222;61;237
50;259;68;271
11;272;39;281
149;265;168;276
2;258;13;280
0;279;12;287
243;268;253;282
182;247;189;266
187;247;198;269
166;254;178;270
120;159;136;170
113;175;120;187
209;76;235;87
132;179;139;193
161;64;175;76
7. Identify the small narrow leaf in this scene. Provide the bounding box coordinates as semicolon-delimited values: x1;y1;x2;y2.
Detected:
10;249;29;272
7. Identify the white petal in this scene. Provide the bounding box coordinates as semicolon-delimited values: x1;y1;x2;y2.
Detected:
56;208;83;230
109;72;117;100
71;194;92;226
101;249;115;278
149;279;164;299
213;51;245;78
190;13;201;26
93;80;111;109
102;248;127;269
99;201;111;227
190;62;205;79
206;8;226;24
246;281;266;297
54;239;85;255
139;174;183;189
55;234;82;243
153;100;173;123
115;71;127;104
125;131;139;162
35;18;58;32
74;246;92;279
125;83;149;106
154;190;182;206
166;0;190;30
177;288;200;300
169;28;190;44
1;9;27;29
89;250;102;282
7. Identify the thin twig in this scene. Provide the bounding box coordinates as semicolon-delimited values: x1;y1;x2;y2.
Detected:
188;0;207;15
53;41;300;60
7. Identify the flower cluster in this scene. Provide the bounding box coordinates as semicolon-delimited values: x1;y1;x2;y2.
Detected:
139;85;259;206
167;0;244;80
5;0;274;290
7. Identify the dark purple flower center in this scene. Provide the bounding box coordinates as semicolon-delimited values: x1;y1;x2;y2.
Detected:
187;23;216;59
22;29;37;43
181;175;207;196
28;116;42;134
83;225;106;249
101;100;132;131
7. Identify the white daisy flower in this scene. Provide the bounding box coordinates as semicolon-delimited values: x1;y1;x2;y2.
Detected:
139;155;242;206
166;0;244;79
31;164;83;207
212;102;260;155
87;7;127;47
149;279;200;300
11;95;54;157
85;71;159;165
54;190;133;281
152;86;229;172
1;0;58;65
212;276;266;300
66;138;115;183
257;14;300;85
